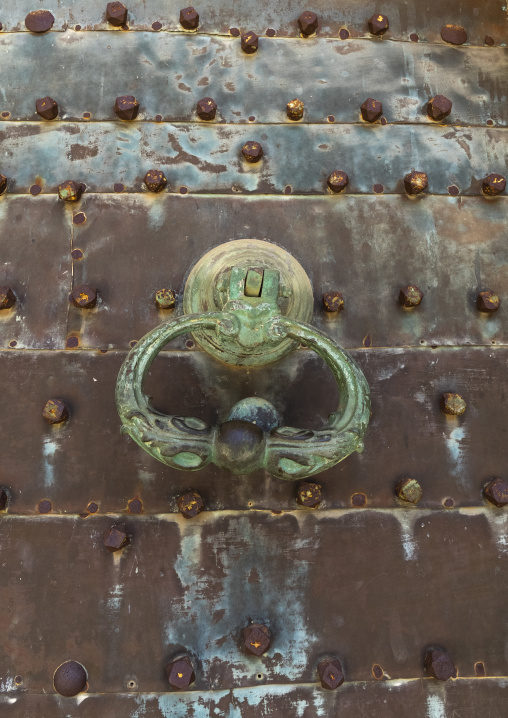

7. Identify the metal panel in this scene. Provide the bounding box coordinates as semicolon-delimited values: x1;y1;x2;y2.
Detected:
0;33;506;125
0;1;506;45
0;510;506;694
65;194;508;349
1;347;507;512
1;681;507;718
0;196;71;348
2;123;506;195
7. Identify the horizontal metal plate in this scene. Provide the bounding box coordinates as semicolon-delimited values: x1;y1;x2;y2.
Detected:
2;681;507;717
0;510;506;692
1;1;506;46
1;123;506;195
0;32;506;125
1;347;507;512
0;196;71;348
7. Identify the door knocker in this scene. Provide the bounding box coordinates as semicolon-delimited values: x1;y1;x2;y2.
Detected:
116;240;370;479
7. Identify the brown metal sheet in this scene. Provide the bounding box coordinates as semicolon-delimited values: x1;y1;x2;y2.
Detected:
0;1;506;45
65;194;508;350
1;347;507;512
1;122;506;195
0;195;71;349
1;679;507;717
0;510;506;693
1;33;506;125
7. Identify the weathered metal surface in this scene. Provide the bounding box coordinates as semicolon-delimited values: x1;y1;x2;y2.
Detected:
1;347;507;512
65;194;508;349
1;33;506;125
1;122;506;195
0;196;71;348
0;510;506;693
1;1;506;45
1;680;507;717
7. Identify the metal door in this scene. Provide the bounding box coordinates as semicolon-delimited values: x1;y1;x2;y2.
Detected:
0;2;507;716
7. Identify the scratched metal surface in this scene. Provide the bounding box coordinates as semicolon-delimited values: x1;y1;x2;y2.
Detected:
1;347;507;512
1;123;507;195
0;33;506;125
1;0;506;44
1;681;507;717
0;511;506;694
65;195;508;349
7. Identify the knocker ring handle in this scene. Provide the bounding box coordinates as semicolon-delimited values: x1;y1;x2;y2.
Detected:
115;311;370;480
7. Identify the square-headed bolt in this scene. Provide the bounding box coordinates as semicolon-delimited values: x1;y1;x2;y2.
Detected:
404;171;428;195
425;648;455;680
106;2;128;26
482;174;506;196
58;180;83;202
296;482;322;507
70;285;98;309
242;141;263;163
476;290;500;313
440;393;466;416
323;291;344;312
360;98;382;122
25;10;55;33
243;623;271;656
327;171;348;193
287;98;304;120
36;96;58;120
399;285;423;307
241;31;258;54
114;95;140;120
177;490;204;518
180;7;199;30
167;656;195;689
298;11;318;36
427;95;452;121
0;175;7;195
317;658;345;689
441;24;467;45
144;169;167;193
483;477;508;507
368;14;389;35
104;527;128;552
197;97;217;120
42;399;69;424
155;288;176;309
395;478;422;504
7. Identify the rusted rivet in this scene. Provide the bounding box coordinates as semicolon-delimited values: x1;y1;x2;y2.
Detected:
196;97;217;120
475;661;486;676
53;661;87;697
476;290;500;313
73;212;86;225
404;171;428;195
241;31;258;54
106;2;128;26
323;291;344;312
114;95;139;121
128;498;143;514
36;96;58;120
58;180;83;202
484;36;494;46
396;478;422;504
427;95;452;121
177;490;204;518
443;497;454;508
372;664;384;679
483;477;508;508
42;399;69;424
243;623;271;656
339;28;349;40
298;11;318;36
0;174;7;195
38;499;52;514
368;14;389;35
242;141;263;163
287;98;304;121
155;288;176;309
25;10;55;33
70;284;97;309
317;658;345;690
352;492;366;507
410;33;419;42
399;285;423;308
360;98;382;123
425;648;456;681
482;173;506;196
441;24;467;46
152;21;162;31
167;656;195;690
448;185;459;197
87;501;99;513
440;393;466;416
0;286;16;310
0;488;8;511
104;526;128;552
179;7;199;30
296;481;322;508
266;28;276;37
327;171;348;194
144;169;167;193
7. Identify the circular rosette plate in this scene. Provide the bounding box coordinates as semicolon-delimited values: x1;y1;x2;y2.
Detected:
183;239;313;366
